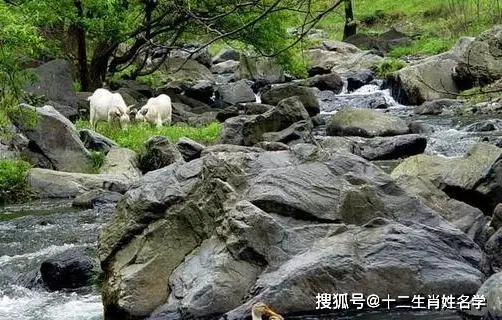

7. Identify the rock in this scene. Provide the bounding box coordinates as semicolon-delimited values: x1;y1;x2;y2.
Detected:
72;189;123;209
211;60;240;74
99;147;142;182
217;80;256;105
9;104;94;173
212;48;240;64
492;204;502;231
415;98;463;115
394;175;488;246
463;272;502;318
261;84;320;116
455;26;502;89
23;59;78;116
138;136;184;173
182;80;215;104
261;120;313;146
348;134;427;161
201;145;265;156
175;137;205;162
0;143;17;160
326;108;410;137
463;119;502;132
306;47;383;76
322;40;362;53
300;73;343;93
79;129;118;154
236;55;284;83
216;106;240;123
218;116;250;145
40;248;94;291
344;28;413;54
346;69;374;92
253;141;290;151
99;147;488;319
160;57;214;84
243;103;273;115
171;44;212;69
109;79;153;99
317;90;391;113
391;143;502;214
319;136;361;155
250;79;272;95
485;229;502;272
242;96;312;146
28;168;131;198
387;37;473;105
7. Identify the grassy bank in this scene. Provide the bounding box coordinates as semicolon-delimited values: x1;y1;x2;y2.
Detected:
75;120;222;152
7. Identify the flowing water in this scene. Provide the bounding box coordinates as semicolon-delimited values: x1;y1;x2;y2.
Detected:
0;82;497;320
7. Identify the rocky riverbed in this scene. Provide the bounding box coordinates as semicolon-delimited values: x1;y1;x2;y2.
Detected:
2;25;502;320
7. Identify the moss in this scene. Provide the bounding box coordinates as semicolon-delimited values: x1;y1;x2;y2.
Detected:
376;58;407;78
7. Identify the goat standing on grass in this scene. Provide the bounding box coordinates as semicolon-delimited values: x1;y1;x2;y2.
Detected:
87;88;134;131
137;94;172;128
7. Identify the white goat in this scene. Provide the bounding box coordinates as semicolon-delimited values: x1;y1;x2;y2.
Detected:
138;94;172;128
87;88;134;131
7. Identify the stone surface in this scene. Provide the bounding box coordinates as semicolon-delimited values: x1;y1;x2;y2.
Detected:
99;147;142;182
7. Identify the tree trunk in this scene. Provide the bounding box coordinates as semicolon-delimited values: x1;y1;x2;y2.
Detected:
73;0;89;91
342;0;357;40
89;42;117;90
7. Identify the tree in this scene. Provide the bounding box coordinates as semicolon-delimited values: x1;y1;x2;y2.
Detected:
342;0;356;40
9;0;344;91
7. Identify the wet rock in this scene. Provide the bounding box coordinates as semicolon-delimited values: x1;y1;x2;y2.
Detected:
175;137;205;162
9;104;94;173
79;129;118;154
138;136;184;173
317;90;391;113
463;119;502;132
346;69;374;92
72;189;123;209
217;80;256;105
300;73;343;93
99;147;142;182
243;103;273;115
261;84;320;116
485;229;502;272
391;143;502;214
28;168;131;198
40;248;94;291
326;108;410;137
415;98;464;115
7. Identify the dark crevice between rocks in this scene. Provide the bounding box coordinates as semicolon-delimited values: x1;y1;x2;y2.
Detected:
251;199;339;224
441;185;495;216
27;140;56;170
236;246;268;268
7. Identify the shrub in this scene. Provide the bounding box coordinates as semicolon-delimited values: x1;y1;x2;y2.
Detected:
376;58;407;78
0;159;32;205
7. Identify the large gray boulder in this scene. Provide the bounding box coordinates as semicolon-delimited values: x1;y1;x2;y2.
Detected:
216;80;256;105
9;104;94;173
23;59;79;120
235;55;284;83
391;143;502;214
463;272;502;318
98;144;488;320
455;26;502;89
326;108;410;137
28;168;131;198
99;147;142;182
387;37;474;105
261;84;320;116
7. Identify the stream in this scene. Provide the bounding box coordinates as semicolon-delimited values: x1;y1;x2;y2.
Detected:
0;82;499;320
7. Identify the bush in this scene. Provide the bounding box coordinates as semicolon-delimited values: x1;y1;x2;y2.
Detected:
376;58;407;78
0;159;32;205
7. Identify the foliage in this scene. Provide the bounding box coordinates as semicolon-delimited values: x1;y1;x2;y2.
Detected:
376;58;407;78
90;151;106;172
0;159;33;205
75;120;222;152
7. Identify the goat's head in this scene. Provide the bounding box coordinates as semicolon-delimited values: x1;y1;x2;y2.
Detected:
109;106;130;130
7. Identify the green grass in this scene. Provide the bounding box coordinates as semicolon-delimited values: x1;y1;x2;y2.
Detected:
376;58;407;78
75;120;222;152
0;159;33;206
